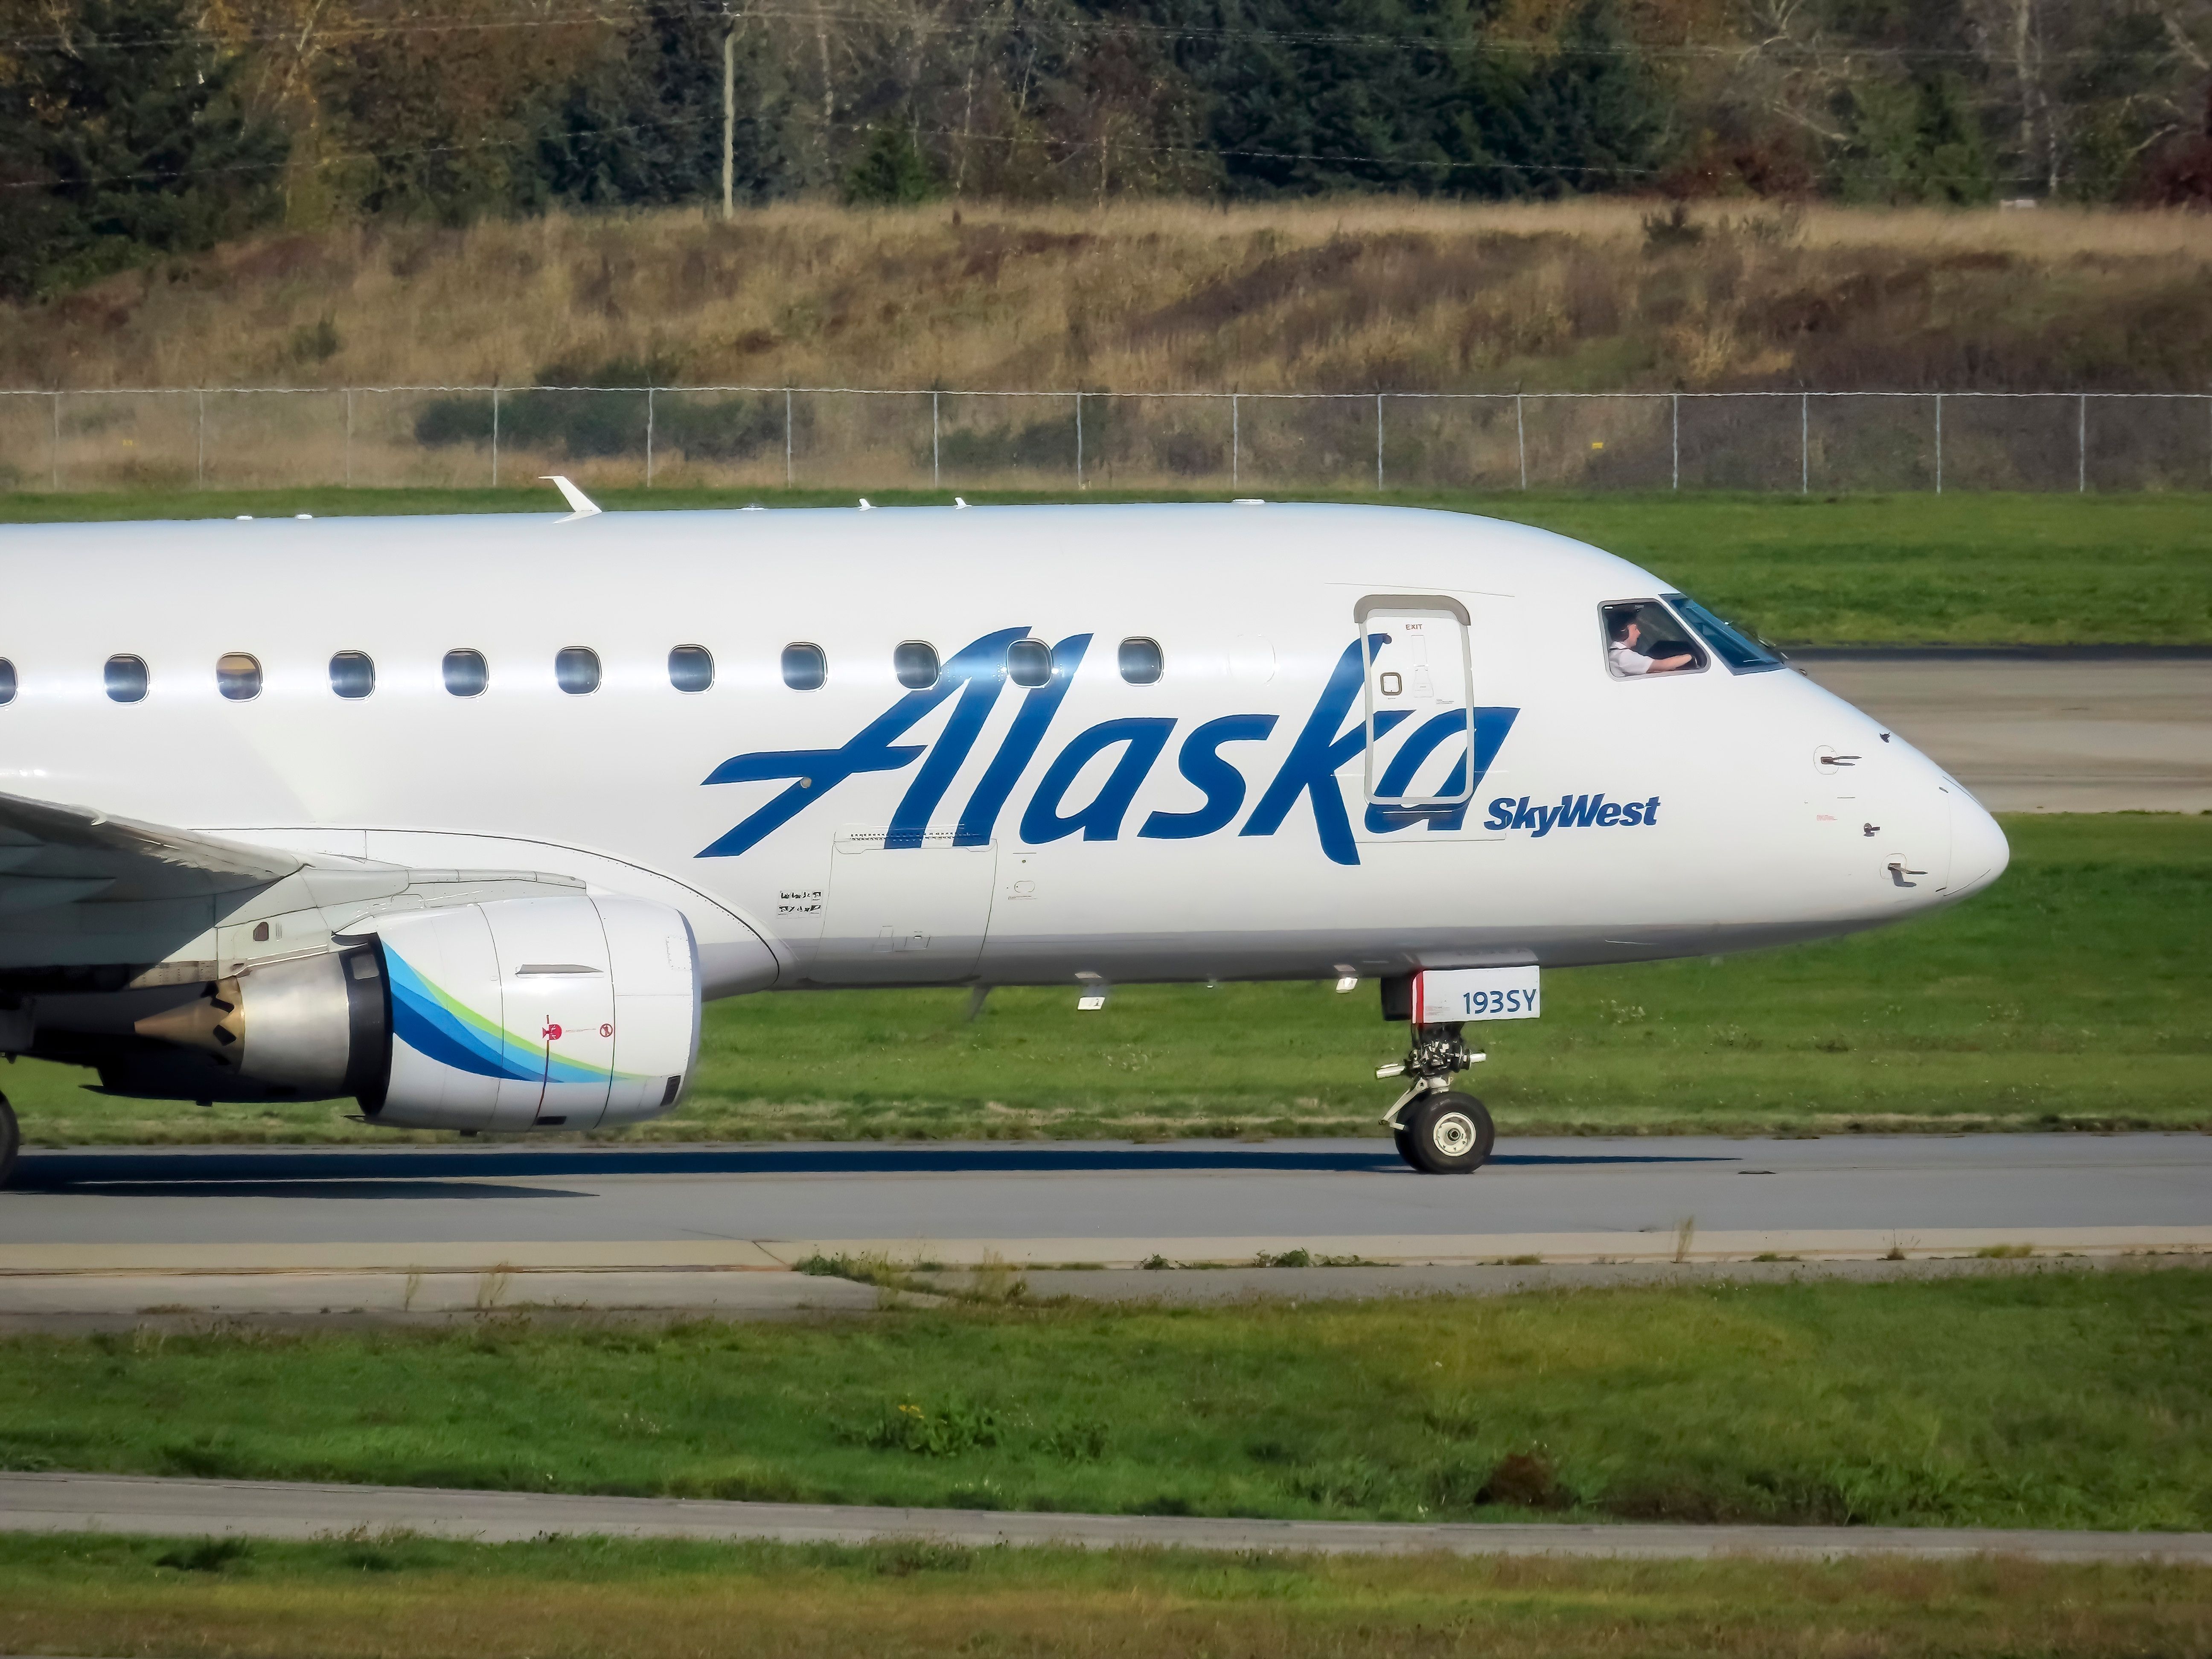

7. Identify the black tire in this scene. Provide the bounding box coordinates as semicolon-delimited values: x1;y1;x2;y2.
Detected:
1401;1091;1495;1174
0;1093;17;1189
1393;1125;1419;1169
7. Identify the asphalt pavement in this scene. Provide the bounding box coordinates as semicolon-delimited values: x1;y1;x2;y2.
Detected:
2;1136;2205;1287
1796;652;2212;812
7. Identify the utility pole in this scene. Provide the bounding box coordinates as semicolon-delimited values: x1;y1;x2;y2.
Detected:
721;23;736;221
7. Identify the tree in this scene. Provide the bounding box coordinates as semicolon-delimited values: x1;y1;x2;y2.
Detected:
1138;0;1499;195
524;5;806;210
1487;0;1678;196
0;0;288;297
843;121;941;202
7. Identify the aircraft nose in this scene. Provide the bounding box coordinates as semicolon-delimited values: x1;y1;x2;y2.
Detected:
1949;789;2009;899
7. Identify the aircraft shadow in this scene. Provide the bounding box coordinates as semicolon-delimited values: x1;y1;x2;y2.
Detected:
7;1175;592;1200
15;1142;1729;1191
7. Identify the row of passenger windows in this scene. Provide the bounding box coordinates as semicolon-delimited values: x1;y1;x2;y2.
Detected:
0;637;1167;704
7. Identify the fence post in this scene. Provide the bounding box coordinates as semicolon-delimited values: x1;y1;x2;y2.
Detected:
785;389;794;486
196;387;205;487
645;386;655;488
1075;391;1084;489
1516;393;1527;491
1375;392;1385;492
931;390;940;489
49;391;59;491
1230;394;1239;490
1670;393;1679;492
1934;393;1943;495
1800;391;1809;495
2078;393;2087;494
491;386;501;489
343;388;353;488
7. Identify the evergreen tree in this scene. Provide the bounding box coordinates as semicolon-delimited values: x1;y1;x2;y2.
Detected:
0;0;288;297
1494;0;1675;196
842;123;940;205
1142;0;1507;196
524;6;803;209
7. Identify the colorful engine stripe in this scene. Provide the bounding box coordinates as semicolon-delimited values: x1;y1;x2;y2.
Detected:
384;947;643;1084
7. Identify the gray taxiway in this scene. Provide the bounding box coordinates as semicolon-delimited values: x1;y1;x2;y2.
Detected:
1795;650;2212;813
1;1137;2204;1328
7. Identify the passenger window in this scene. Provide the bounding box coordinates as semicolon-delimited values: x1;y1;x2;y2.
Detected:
0;660;16;705
1006;638;1051;687
105;655;148;703
1600;602;1706;680
894;641;939;689
1662;592;1786;673
329;651;375;699
442;649;489;697
1118;637;1163;684
555;646;600;695
668;645;714;693
781;643;826;690
216;653;262;701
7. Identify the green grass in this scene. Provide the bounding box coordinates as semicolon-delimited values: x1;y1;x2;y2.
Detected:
18;813;2208;1147
3;1270;2209;1530
0;1534;2204;1659
3;486;2208;644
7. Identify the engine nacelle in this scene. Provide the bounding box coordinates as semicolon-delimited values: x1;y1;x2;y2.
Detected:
366;894;700;1132
123;894;701;1132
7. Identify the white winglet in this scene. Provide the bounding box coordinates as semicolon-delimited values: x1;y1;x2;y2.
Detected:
954;496;969;508
858;498;874;511
539;475;602;520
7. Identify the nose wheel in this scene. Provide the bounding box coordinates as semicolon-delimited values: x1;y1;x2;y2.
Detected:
1394;1090;1495;1174
1378;1023;1496;1173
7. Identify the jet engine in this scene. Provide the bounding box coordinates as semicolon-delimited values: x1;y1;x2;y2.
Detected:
124;894;701;1132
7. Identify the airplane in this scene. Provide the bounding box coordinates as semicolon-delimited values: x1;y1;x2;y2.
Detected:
0;486;2007;1185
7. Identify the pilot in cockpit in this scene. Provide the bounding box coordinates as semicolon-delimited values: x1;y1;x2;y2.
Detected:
1606;608;1695;677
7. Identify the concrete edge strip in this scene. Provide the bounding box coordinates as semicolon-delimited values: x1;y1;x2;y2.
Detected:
7;1228;2209;1276
0;1476;2206;1564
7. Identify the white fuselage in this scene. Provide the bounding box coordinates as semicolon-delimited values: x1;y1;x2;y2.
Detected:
0;501;2006;1001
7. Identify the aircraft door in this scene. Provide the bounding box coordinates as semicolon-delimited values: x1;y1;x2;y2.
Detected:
1358;596;1476;809
812;825;995;985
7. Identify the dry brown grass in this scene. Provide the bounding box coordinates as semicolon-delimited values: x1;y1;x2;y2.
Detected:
9;199;2212;396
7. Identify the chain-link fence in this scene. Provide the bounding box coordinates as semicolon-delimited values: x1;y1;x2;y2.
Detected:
4;386;2209;495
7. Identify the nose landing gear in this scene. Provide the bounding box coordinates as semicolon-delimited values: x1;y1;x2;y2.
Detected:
1378;1024;1495;1174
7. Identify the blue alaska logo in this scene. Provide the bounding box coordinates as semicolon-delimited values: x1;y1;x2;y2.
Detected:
698;629;1521;867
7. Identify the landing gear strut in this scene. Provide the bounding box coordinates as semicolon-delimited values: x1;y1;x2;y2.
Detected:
0;1093;17;1189
1379;1024;1495;1174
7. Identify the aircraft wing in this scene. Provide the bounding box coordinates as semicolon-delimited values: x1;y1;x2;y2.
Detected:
0;789;304;915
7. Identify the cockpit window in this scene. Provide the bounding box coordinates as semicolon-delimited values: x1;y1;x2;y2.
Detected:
1662;592;1785;673
1600;601;1706;680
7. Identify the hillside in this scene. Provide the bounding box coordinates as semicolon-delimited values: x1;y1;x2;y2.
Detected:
10;200;2212;397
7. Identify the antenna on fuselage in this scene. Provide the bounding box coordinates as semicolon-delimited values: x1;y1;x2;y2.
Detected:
539;475;602;522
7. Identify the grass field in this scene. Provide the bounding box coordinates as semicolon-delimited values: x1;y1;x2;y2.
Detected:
0;1535;2205;1659
11;200;2212;399
4;486;2209;646
17;813;2207;1147
3;1269;2208;1531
